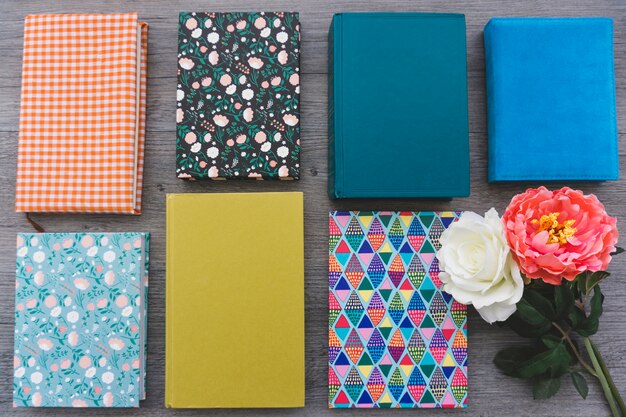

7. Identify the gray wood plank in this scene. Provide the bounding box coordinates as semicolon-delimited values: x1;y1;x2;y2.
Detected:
0;0;625;415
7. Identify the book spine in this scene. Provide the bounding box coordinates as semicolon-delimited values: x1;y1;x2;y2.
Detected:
327;17;336;198
484;21;498;182
328;15;342;198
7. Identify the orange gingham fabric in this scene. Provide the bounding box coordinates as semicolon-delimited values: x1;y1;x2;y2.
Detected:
16;13;148;214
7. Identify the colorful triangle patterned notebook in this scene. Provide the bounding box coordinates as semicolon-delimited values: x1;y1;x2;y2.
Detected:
14;232;149;408
328;211;468;408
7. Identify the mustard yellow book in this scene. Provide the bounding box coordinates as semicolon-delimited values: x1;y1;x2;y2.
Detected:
165;192;305;408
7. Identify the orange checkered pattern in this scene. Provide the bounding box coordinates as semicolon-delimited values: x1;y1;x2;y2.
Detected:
16;13;148;214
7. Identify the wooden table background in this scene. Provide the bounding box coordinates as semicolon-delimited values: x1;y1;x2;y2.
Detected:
1;0;625;416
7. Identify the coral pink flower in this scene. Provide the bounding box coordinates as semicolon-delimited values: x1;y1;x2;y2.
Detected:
103;392;114;407
60;359;71;369
254;17;266;29
72;399;88;407
248;57;264;69
277;50;289;65
33;271;44;286
185;18;198;30
213;115;229;127
283;114;299;126
219;74;232;86
108;338;125;351
115;295;128;308
78;356;91;369
243;108;254;122
73;278;89;290
254;131;267;144
184;131;197;144
502;187;618;285
178;58;194;70
68;331;79;346
44;295;57;308
37;338;53;351
80;235;94;248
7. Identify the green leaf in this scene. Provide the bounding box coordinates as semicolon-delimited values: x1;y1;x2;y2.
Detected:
575;317;599;337
554;285;575;320
574;271;590;295
567;308;586;329
541;334;562;349
533;376;562;400
571;372;589;399
516;299;552;327
574;286;604;337
506;314;552;338
610;246;625;256
589;286;604;320
514;344;571;379
585;271;610;295
524;289;557;320
494;347;536;374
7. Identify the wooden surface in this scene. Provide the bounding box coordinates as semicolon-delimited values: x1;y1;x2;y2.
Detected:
1;0;625;415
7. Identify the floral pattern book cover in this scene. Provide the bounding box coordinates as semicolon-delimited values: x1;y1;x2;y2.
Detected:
176;12;301;180
13;233;149;408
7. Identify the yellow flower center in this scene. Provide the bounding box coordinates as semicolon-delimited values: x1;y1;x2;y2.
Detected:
531;212;576;245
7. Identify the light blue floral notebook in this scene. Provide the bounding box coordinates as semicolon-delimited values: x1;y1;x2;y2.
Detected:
13;233;149;408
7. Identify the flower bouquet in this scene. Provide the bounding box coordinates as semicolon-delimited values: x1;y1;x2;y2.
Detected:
437;187;625;415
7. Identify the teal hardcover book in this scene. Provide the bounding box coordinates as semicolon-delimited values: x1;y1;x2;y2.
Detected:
328;13;470;199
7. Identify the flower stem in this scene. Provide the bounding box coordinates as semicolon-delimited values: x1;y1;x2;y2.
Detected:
588;338;626;416
584;337;622;417
552;322;597;377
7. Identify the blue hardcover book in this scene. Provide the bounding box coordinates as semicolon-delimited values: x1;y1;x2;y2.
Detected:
485;17;618;182
13;233;149;408
328;13;470;199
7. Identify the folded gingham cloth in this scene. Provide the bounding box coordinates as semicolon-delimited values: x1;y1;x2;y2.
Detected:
16;13;148;214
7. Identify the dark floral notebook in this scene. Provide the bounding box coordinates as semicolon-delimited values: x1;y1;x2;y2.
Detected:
176;12;301;180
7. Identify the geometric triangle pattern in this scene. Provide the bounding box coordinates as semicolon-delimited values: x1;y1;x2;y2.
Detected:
329;211;468;408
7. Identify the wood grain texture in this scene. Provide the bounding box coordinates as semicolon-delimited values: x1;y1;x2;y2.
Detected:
0;0;625;415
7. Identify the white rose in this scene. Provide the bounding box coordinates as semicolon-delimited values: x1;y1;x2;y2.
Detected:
276;31;288;43
436;209;524;324
276;146;289;158
242;88;254;101
207;32;220;44
102;371;114;384
85;367;96;378
207;147;219;159
190;142;201;153
191;28;202;38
